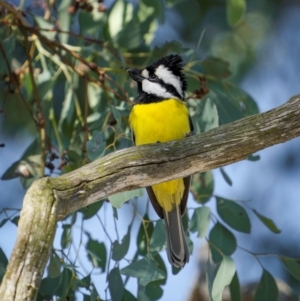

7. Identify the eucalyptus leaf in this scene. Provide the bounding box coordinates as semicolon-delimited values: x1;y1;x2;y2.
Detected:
227;0;246;26
108;267;124;301
191;171;214;204
86;238;106;271
212;256;236;301
254;269;278;301
280;256;300;281
120;256;166;286
190;206;210;237
112;226;131;261
209;222;237;263
252;209;281;234
216;197;251;233
108;189;144;208
150;220;166;253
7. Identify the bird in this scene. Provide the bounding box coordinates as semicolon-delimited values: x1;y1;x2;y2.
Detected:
128;54;194;268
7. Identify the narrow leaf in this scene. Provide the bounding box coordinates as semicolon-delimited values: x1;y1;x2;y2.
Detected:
108;267;124;301
191;171;214;204
212;256;236;301
229;272;241;301
252;210;281;234
209;222;237;263
61;224;72;249
190;206;210;237
220;168;233;186
86;131;106;161
226;0;246;26
109;189;144;208
120;256;166;286
216;197;251;233
280;256;300;281
254;269;278;301
150;220;166;253
86;238;106;271
248;154;260;161
112;227;130;261
137;214;154;256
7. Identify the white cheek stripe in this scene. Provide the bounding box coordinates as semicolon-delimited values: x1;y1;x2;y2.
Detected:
155;65;183;97
141;69;149;78
142;80;176;99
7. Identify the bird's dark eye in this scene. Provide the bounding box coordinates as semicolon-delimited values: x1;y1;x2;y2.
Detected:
149;74;157;81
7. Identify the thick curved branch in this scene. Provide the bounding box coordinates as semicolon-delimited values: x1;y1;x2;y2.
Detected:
54;94;300;219
0;94;300;301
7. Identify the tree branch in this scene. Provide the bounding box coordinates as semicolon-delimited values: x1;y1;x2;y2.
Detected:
1;94;300;301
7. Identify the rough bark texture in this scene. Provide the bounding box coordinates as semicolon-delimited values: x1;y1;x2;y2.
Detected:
0;94;300;301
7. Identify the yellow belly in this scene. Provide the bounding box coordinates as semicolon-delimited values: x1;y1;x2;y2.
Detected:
129;98;190;211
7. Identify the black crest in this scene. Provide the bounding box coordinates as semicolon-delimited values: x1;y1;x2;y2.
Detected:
147;54;187;92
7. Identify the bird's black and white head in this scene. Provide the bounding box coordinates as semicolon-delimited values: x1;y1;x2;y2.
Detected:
128;54;187;103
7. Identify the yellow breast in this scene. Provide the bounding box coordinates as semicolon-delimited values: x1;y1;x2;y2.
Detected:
129;98;190;145
129;98;190;212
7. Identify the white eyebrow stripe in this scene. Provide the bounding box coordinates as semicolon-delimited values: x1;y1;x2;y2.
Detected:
141;69;149;78
155;65;183;97
142;80;178;99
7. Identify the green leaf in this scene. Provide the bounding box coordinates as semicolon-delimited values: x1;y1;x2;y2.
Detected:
33;16;56;40
150;220;166;253
122;289;137;301
280;256;300;281
209;222;237;263
229;272;241;301
0;218;9;227
216;197;251;233
108;0;133;38
86;238;106;271
206;259;217;301
0;248;8;282
137;215;154;256
80;200;104;220
39;275;60;297
226;0;246;26
248;154;260;161
196;97;219;133
220;168;232;186
108;189;144;208
201;56;231;79
120;256;166;286
108;267;124;301
112;227;130;261
11;215;20;226
58;0;72;44
86;131;106;161
47;251;62;278
212;256;236;301
191;171;214;204
0;33;15;75
61;224;72;249
1;138;42;180
78;274;91;289
59;268;74;299
190;206;210;237
145;281;163;300
252;210;281;234
254;269;278;301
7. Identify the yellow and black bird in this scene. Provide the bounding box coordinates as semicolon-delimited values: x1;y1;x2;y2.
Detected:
128;54;193;268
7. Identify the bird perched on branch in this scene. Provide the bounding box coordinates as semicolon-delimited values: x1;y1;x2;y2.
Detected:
128;54;194;268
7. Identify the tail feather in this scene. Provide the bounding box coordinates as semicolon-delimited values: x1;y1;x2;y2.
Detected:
163;206;189;268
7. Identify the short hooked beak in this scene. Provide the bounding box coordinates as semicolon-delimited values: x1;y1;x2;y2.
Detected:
127;69;144;82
